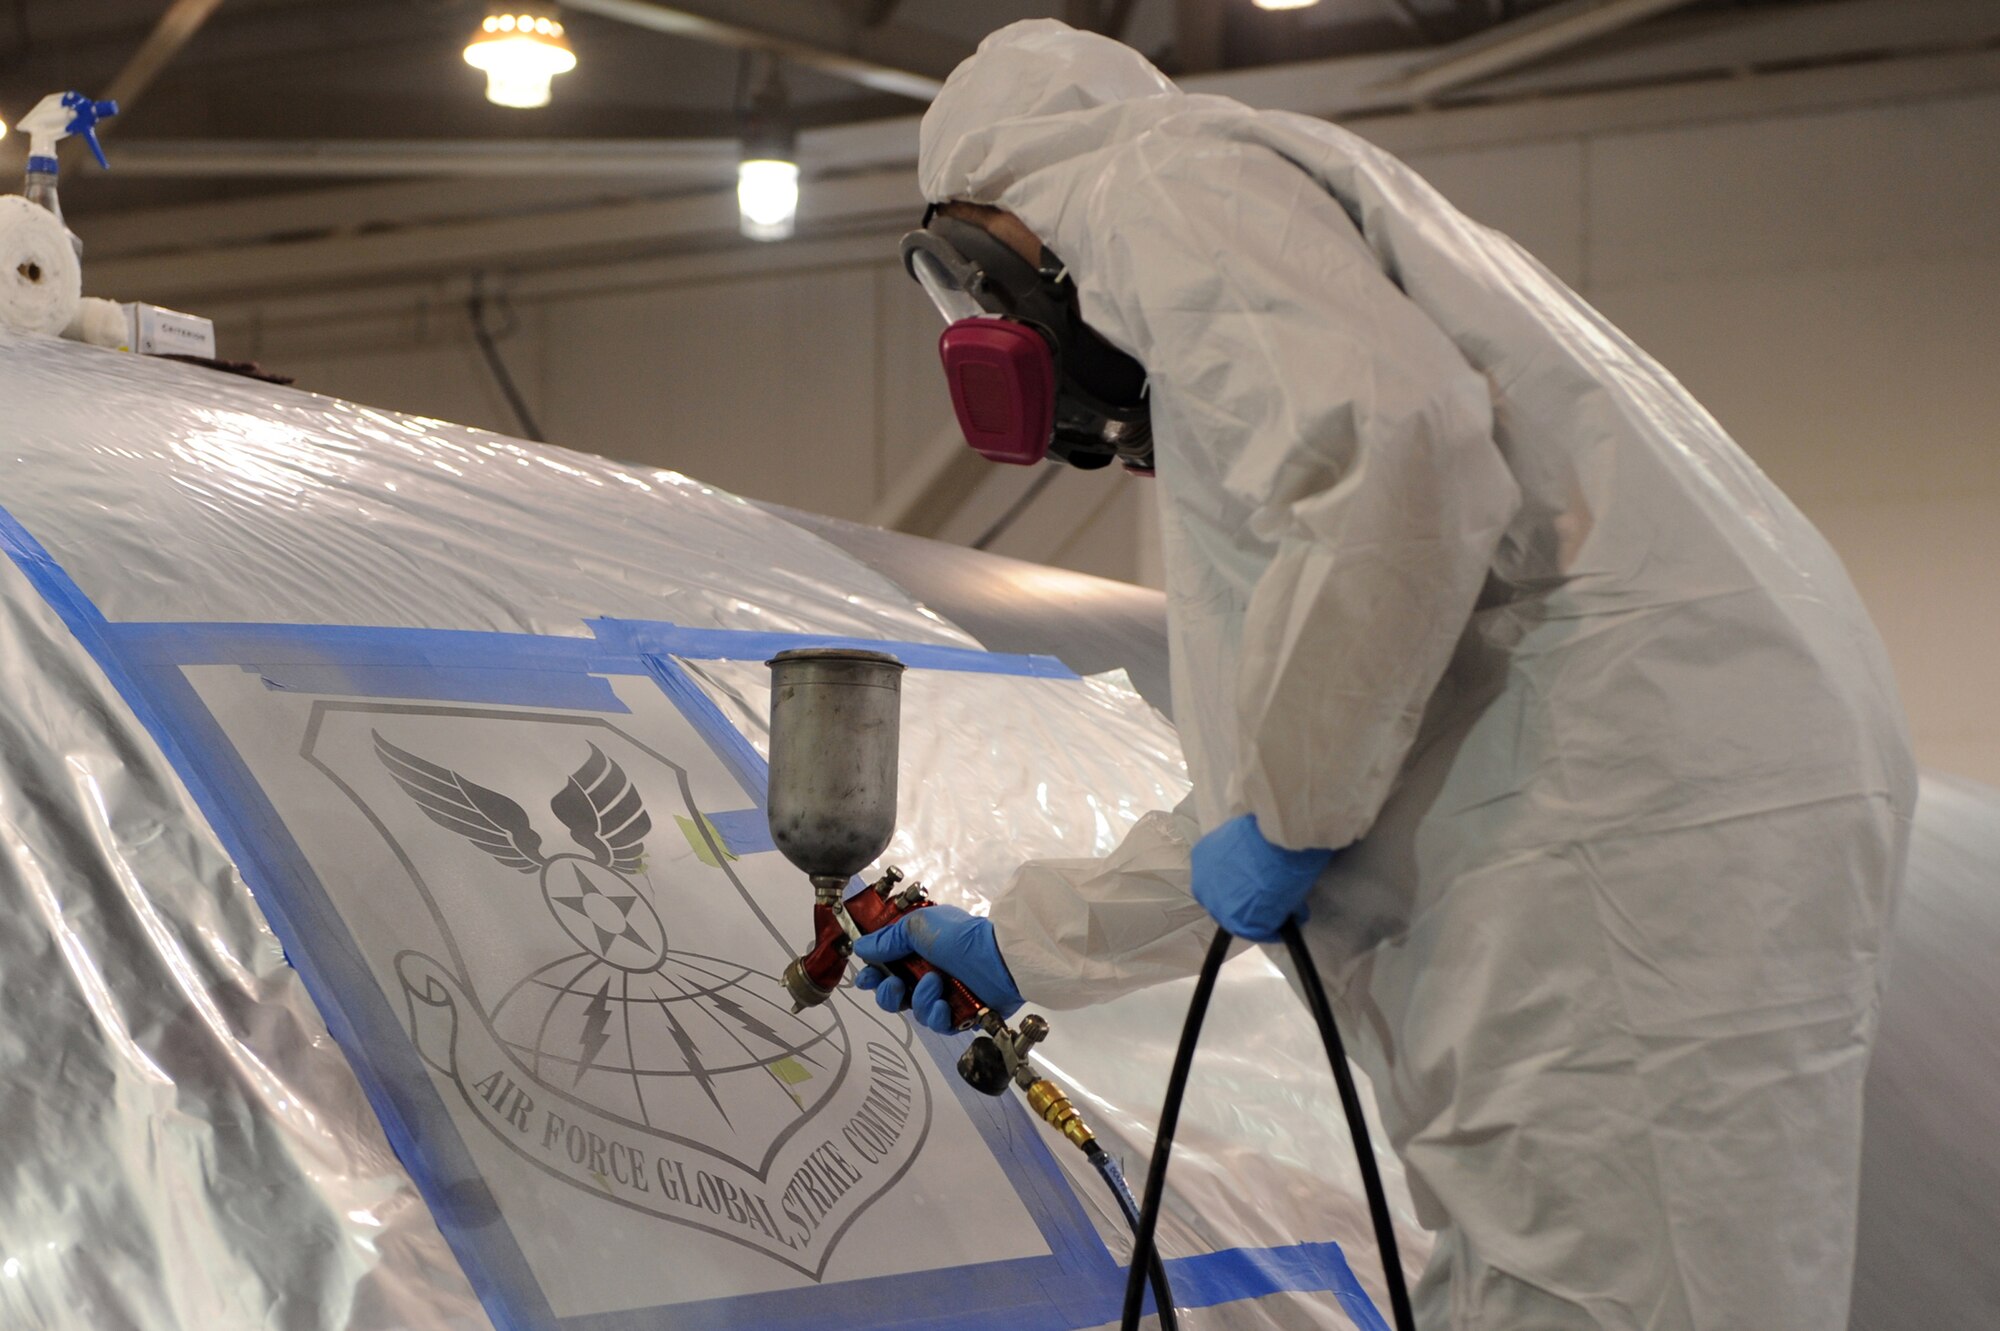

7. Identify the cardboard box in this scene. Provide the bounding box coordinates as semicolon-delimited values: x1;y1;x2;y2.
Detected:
123;303;216;359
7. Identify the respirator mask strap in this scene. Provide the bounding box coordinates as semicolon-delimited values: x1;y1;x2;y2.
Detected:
902;228;991;326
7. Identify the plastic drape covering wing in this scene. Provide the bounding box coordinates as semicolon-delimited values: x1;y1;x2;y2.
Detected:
0;330;1417;1330
0;330;967;641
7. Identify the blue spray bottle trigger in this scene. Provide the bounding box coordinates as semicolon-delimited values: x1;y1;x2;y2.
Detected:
63;92;119;170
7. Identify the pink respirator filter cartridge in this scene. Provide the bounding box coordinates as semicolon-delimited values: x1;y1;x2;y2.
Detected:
938;318;1056;466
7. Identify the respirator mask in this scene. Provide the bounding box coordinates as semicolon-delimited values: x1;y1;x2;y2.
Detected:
899;210;1153;475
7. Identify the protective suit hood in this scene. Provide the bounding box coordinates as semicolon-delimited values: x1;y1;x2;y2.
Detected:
919;20;1178;210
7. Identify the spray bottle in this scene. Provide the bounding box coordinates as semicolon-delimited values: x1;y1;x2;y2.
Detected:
16;92;118;256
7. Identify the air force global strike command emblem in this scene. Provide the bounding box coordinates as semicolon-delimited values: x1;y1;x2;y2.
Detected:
336;716;931;1279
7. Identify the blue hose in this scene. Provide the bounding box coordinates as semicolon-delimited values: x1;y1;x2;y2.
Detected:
1089;1140;1144;1230
1088;1139;1179;1328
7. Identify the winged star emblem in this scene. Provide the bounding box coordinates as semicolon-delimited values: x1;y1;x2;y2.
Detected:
375;730;666;971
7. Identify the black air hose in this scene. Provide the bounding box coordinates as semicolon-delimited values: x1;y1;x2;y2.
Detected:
1120;921;1416;1331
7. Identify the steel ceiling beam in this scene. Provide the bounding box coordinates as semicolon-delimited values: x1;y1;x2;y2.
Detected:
102;0;229;123
80;175;671;259
1459;0;2000;101
86;167;922;301
1236;0;2000;114
107;138;740;180
103;114;923;181
1360;44;2000;155
559;0;962;101
1370;0;1707;102
0;1;464;81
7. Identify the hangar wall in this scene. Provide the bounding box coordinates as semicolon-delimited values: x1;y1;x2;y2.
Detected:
202;85;2000;785
1413;89;2000;787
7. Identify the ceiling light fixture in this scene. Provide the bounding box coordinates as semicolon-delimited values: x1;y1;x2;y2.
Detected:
737;54;798;243
737;159;800;242
1252;0;1321;9
464;8;577;109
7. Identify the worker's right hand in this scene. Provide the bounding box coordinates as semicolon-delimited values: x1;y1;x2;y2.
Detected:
1192;813;1337;942
852;904;1024;1033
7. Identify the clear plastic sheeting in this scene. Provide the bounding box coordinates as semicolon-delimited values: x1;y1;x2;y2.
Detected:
0;329;1414;1330
682;662;1192;892
0;545;488;1331
0;330;965;644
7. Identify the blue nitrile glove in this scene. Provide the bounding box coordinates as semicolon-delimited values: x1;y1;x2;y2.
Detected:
1191;813;1336;943
852;903;1024;1034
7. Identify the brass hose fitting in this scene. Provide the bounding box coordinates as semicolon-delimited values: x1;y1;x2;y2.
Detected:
1025;1077;1096;1152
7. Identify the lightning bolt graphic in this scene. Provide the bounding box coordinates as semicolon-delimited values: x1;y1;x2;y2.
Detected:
575;974;614;1086
643;976;732;1126
710;992;820;1068
663;1009;729;1125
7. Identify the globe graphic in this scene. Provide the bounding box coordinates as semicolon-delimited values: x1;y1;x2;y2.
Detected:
489;945;845;1143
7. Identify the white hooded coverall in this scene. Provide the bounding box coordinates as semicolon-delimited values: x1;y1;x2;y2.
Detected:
942;21;1919;1331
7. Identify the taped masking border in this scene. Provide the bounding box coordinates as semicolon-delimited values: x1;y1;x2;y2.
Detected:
592;618;1078;680
0;499;1387;1331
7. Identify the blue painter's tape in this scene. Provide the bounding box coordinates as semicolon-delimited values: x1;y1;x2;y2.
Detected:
704;807;775;855
0;507;108;630
248;662;627;713
114;617;1075;682
114;620;636;674
639;654;776;813
915;1023;1112;1269
592;618;1079;680
1166;1241;1392;1331
569;1240;1386;1331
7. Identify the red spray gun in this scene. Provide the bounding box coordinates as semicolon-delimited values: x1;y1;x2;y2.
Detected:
782;863;986;1031
766;649;983;1032
764;649;1095;1128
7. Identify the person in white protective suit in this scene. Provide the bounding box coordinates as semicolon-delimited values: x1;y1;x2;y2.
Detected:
851;20;1918;1330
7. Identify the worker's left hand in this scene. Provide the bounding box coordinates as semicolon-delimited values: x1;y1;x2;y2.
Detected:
1191;813;1337;942
852;903;1024;1034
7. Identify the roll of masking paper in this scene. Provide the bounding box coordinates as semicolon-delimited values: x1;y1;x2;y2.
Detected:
0;195;82;337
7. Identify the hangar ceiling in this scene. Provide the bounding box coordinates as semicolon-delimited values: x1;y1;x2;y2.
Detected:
0;0;1770;161
0;0;1992;296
